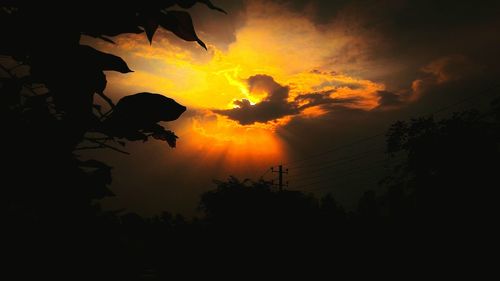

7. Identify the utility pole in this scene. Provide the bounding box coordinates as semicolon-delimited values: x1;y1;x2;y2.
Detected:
271;164;288;191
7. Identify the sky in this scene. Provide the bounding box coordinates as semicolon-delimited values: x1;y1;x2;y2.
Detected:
83;0;500;216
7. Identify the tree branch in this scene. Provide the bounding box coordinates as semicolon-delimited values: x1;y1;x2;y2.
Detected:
97;91;116;109
84;138;130;155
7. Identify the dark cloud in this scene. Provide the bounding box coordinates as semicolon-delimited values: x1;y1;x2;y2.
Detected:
310;69;338;76
376;90;403;108
420;55;483;84
292;0;500;90
214;75;362;125
307;71;365;90
247;74;286;98
277;0;351;23
314;80;364;91
187;0;247;49
296;91;360;110
214;75;298;125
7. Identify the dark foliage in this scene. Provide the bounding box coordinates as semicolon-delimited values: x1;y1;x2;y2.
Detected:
385;109;499;227
1;1;223;279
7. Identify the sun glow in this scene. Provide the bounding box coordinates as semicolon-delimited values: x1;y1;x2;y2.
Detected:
215;66;261;107
87;3;387;168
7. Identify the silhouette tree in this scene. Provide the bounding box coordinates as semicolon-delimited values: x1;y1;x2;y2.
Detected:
1;1;227;212
1;1;225;278
199;176;322;234
384;104;500;229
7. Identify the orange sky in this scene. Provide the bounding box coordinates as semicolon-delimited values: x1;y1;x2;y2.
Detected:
86;2;388;171
77;0;500;216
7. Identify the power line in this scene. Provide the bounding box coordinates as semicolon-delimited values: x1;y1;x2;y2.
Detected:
287;147;385;178
286;84;500;166
290;152;407;192
290;156;388;184
288;151;384;181
290;158;390;189
293;175;385;194
258;167;272;180
425;83;500;116
281;83;500;173
290;89;500;190
284;133;384;168
295;100;500;191
259;83;500;194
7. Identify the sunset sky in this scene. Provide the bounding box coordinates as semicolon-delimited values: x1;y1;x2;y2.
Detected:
83;0;500;216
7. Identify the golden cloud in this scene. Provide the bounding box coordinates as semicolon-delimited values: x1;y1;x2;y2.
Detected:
85;2;396;165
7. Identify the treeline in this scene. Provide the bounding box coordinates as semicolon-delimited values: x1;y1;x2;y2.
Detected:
4;97;499;278
80;102;499;278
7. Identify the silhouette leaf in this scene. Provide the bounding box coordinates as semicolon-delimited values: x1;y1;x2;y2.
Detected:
102;93;186;139
96;72;107;93
175;0;198;8
175;0;228;14
111;92;186;123
144;19;159;44
199;0;227;14
159;11;207;50
151;126;179;148
79;45;133;73
123;131;149;142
